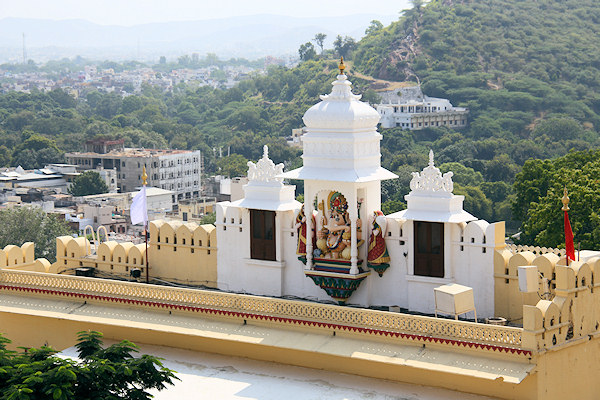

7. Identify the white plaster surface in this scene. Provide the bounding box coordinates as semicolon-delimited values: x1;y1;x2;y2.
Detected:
60;343;496;400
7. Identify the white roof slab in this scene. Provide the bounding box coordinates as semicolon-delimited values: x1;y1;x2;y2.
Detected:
59;342;498;400
230;197;300;212
389;208;477;224
280;166;397;183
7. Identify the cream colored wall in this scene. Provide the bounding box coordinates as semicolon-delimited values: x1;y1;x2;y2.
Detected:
51;220;217;286
0;309;537;400
148;220;217;286
521;256;600;350
0;242;53;273
5;266;600;399
494;249;583;324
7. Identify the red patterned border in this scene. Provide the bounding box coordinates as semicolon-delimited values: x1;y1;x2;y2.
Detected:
0;284;531;356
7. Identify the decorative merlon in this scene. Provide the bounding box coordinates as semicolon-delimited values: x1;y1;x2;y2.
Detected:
247;145;284;187
409;150;454;197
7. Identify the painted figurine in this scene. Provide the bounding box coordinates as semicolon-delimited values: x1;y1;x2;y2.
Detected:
314;192;363;260
367;210;391;276
295;205;315;262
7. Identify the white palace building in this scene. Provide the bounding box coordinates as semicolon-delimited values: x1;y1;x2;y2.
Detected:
217;65;496;317
376;86;468;130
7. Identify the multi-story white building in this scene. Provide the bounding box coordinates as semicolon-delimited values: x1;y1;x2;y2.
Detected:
376;86;468;130
65;139;201;200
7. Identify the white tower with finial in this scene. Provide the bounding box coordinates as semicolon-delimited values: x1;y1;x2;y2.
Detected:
281;59;397;274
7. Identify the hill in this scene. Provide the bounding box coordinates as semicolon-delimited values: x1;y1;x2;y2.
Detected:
347;0;600;230
355;0;600;136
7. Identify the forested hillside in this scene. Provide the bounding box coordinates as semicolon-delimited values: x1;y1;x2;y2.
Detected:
352;0;600;237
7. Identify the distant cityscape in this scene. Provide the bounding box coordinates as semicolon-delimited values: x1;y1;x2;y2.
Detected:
0;59;289;95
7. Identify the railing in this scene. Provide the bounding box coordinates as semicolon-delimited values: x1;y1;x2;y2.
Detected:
506;244;566;256
0;269;523;349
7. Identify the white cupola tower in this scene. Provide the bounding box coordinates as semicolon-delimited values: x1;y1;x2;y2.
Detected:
281;60;397;276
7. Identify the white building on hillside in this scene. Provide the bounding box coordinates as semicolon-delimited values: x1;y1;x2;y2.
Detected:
376;86;468;130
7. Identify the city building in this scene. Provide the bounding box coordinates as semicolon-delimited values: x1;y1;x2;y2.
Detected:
65;139;201;199
0;166;69;192
376;86;468;130
285;127;305;147
172;197;217;222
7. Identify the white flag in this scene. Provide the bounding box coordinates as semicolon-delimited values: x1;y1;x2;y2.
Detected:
130;186;148;226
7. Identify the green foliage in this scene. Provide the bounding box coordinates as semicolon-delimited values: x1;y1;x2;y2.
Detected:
365;20;384;37
513;150;600;249
352;0;600;202
439;162;483;186
333;35;358;59
68;171;109;197
200;212;216;225
0;207;74;262
11;134;63;169
454;184;493;222
0;331;177;400
312;33;327;55
299;42;317;61
216;154;249;178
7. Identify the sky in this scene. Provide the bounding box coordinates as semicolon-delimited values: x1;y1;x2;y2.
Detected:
1;0;412;26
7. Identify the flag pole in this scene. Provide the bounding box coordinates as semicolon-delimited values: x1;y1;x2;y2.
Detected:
142;166;149;283
562;187;575;266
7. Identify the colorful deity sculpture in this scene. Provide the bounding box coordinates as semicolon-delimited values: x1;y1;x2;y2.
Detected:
367;210;391;276
295;205;316;262
315;192;362;260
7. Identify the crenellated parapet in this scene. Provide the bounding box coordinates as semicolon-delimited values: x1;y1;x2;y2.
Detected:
0;242;51;273
148;220;217;286
53;220;218;287
496;250;600;351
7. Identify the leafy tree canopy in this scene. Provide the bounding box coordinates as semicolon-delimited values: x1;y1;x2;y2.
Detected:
0;206;74;262
298;42;317;62
0;330;177;400
68;171;109;197
513;150;600;249
216;154;249;178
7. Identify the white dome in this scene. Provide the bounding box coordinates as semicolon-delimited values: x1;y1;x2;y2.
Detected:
302;74;380;131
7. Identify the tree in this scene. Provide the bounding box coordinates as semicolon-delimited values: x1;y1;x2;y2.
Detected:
11;134;64;169
0;206;74;261
312;33;327;55
454;184;493;222
513;150;600;249
216;154;249;178
298;42;317;62
69;171;109;197
333;35;357;59
365;20;384;36
411;0;424;10
0;330;177;399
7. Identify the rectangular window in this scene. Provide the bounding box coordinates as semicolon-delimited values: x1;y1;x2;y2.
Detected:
414;221;444;278
250;209;276;261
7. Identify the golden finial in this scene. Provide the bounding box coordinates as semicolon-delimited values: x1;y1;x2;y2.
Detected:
561;187;570;211
338;56;346;75
142;165;148;186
